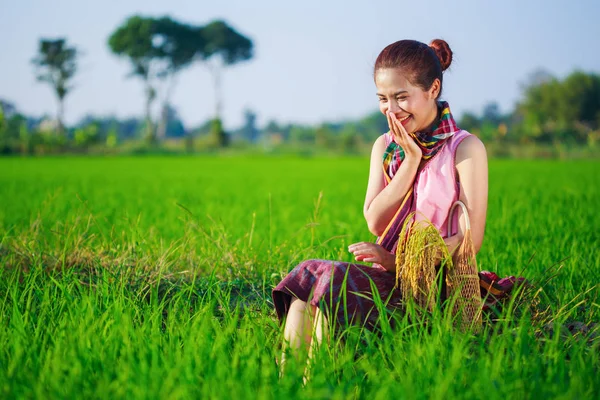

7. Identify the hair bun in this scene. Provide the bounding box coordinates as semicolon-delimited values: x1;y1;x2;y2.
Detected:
429;39;453;71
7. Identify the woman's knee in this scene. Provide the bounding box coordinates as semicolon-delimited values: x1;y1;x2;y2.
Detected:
289;297;307;312
289;297;318;319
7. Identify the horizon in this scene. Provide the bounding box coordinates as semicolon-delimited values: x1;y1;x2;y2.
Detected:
1;0;599;130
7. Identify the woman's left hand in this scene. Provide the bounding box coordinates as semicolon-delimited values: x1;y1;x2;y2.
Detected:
348;242;395;271
388;111;422;161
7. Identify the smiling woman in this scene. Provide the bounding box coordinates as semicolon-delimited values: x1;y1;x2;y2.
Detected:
272;38;518;381
374;39;452;139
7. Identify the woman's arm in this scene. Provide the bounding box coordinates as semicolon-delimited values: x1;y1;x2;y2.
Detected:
363;136;420;236
364;112;424;237
444;135;488;254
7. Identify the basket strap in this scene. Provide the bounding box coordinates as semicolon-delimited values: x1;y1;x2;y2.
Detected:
448;200;471;237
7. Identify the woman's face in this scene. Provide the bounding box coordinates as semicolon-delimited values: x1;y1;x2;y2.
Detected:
375;68;440;134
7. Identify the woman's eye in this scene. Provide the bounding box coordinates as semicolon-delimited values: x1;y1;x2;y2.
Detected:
378;98;387;102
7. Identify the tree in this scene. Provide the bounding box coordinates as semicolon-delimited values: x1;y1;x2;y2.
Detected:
31;38;78;137
153;17;198;140
0;99;16;118
482;102;502;125
161;104;186;138
521;68;554;89
560;71;600;126
339;124;361;153
315;124;334;148
241;109;259;142
74;120;100;148
0;103;6;153
19;120;32;154
355;111;389;141
517;70;600;143
108;16;162;143
106;123;119;149
200;20;253;146
459;112;480;133
0;101;31;154
289;126;315;144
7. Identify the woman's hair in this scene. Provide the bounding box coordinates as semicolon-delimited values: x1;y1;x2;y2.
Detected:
374;39;453;99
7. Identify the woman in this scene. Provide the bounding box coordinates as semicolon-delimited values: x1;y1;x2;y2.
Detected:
272;39;489;372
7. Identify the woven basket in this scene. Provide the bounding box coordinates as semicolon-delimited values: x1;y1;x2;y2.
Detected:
446;200;483;331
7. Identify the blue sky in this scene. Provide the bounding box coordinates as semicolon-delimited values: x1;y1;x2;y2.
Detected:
1;0;599;130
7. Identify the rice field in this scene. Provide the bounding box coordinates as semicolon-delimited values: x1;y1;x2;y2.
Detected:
0;155;599;399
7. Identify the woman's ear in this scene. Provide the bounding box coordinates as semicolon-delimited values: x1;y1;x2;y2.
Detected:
429;78;441;99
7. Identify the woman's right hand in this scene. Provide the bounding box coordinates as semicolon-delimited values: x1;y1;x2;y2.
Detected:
348;242;396;272
387;111;422;161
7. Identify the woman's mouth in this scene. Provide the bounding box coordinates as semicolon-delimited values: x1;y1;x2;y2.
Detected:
399;115;412;126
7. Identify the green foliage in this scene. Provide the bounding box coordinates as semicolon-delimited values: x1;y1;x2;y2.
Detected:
458;111;479;132
108;16;158;78
31;38;78;135
73;121;100;148
9;27;600;157
0;157;599;397
152;18;199;141
516;70;600;143
107;16;253;145
201;20;253;65
0;113;25;154
106;123;119;148
211;117;228;147
290;126;315;144
18;122;32;154
109;15;161;142
240;109;259;143
350;110;389;142
339;125;361;153
153;17;199;74
315;125;334;148
0;104;5;153
200;20;254;134
31;39;78;100
108;16;198;142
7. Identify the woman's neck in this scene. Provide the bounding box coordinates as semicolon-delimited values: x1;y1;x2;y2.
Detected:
420;102;441;133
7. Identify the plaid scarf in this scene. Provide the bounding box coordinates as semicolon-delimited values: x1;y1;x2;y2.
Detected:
382;101;458;179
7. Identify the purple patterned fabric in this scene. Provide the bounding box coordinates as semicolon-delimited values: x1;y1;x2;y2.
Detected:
479;271;527;311
272;259;402;330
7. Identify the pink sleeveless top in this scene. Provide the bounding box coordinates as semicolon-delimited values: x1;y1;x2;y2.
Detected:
384;129;472;238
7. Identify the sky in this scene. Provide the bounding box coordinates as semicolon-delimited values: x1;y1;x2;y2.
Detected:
1;0;599;130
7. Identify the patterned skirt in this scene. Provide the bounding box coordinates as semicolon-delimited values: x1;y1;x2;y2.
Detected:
272;259;525;331
272;259;403;331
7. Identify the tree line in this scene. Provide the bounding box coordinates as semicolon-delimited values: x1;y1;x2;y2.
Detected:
0;16;599;156
460;69;600;148
7;15;253;150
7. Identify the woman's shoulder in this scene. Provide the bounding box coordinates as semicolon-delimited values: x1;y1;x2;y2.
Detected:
371;133;389;154
455;130;487;164
375;131;391;145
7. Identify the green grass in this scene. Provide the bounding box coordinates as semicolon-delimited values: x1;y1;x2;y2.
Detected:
0;156;599;399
